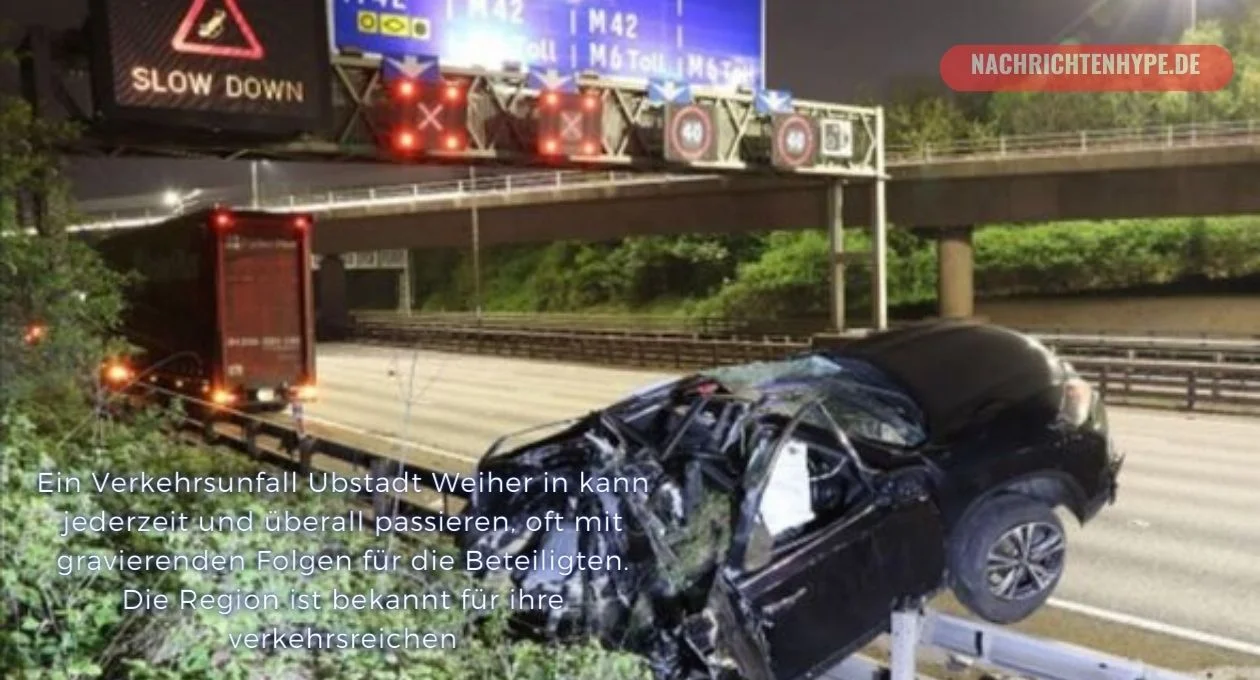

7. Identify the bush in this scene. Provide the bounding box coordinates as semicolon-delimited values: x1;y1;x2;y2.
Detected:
0;233;129;426
0;411;649;679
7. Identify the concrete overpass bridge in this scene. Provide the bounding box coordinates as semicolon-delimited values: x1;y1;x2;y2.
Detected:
71;118;1260;328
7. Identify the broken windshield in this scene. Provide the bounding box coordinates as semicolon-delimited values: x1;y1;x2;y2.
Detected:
705;355;929;448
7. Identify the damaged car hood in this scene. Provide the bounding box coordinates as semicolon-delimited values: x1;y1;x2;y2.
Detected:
459;356;937;678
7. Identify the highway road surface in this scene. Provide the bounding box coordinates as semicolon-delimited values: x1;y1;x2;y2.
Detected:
304;343;1260;664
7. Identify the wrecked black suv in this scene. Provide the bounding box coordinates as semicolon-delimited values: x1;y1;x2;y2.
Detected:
459;320;1123;679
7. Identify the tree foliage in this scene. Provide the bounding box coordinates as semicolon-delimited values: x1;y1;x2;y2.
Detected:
887;1;1260;141
0;97;128;427
402;215;1260;323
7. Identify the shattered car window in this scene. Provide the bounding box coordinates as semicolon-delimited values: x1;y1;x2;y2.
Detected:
706;355;928;448
705;355;844;393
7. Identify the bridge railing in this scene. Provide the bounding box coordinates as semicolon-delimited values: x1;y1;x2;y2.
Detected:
67;118;1260;231
67;170;716;231
886;118;1260;163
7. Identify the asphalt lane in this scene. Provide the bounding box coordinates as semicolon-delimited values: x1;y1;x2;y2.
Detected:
307;343;1260;649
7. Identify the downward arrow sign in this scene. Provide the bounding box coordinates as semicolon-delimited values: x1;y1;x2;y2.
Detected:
388;55;438;79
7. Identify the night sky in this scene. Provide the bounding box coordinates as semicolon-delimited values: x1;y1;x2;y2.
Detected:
0;0;1206;205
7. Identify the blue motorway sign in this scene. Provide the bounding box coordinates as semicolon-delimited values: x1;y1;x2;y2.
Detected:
329;0;764;88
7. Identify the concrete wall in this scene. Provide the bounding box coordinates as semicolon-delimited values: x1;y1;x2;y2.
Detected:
973;295;1260;336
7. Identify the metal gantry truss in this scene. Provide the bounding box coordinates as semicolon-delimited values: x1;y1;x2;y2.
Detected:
319;57;884;177
32;48;883;179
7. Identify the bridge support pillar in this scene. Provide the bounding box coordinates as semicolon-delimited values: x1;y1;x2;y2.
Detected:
936;226;975;319
871;106;888;330
318;254;352;340
397;253;412;315
826;179;846;332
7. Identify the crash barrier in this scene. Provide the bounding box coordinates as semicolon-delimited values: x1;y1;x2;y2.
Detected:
115;387;1197;680
352;312;1260;365
125;384;471;518
348;322;1260;413
856;608;1198;680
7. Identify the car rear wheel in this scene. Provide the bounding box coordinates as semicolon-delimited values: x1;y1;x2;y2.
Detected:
948;495;1066;624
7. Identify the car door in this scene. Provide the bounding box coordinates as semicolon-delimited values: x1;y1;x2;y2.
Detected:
690;432;947;680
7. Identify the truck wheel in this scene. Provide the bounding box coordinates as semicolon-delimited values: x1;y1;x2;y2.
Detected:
948;495;1066;625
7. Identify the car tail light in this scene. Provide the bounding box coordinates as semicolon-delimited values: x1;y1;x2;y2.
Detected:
1060;376;1093;427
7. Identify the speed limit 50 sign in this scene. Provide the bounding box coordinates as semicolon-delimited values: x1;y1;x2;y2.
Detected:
664;104;720;164
770;113;819;170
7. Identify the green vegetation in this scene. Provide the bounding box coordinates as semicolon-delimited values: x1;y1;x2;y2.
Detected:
0;95;647;677
401;6;1260;322
407;217;1260;322
885;5;1260;149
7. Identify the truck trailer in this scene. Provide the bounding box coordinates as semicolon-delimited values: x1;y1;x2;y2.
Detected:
93;207;317;412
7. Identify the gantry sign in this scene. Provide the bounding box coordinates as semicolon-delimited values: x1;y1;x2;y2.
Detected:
27;0;884;179
356;59;882;177
86;0;331;136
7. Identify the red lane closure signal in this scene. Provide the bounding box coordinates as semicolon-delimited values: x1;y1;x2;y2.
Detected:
172;0;264;60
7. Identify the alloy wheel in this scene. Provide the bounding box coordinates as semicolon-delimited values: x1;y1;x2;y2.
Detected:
984;521;1066;601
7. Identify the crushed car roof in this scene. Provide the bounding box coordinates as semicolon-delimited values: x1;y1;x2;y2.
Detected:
833;320;1062;441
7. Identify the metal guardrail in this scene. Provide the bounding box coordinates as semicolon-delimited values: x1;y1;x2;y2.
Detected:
352;313;1260;365
67;118;1260;232
146;388;470;518
347;321;1260;413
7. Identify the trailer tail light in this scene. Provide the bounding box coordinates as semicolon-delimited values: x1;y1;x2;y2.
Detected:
293;383;317;402
103;361;133;385
293;215;310;230
210;388;237;406
212;211;233;229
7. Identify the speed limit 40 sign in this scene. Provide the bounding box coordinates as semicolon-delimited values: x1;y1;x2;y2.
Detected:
664;104;720;164
770;113;819;170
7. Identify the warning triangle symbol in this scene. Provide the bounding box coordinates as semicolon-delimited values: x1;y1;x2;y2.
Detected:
171;0;265;60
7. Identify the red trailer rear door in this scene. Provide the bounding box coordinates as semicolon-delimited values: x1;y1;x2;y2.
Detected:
219;222;306;394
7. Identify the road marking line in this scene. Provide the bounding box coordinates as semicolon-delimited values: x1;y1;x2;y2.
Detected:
291;413;1260;658
1049;598;1260;658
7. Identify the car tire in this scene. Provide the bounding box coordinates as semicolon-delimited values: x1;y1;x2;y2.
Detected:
948;495;1066;625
